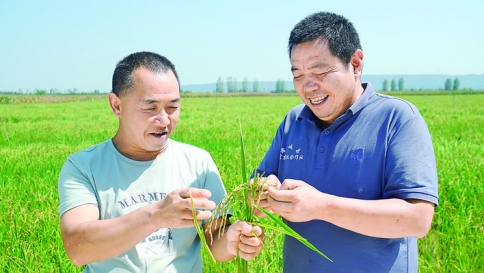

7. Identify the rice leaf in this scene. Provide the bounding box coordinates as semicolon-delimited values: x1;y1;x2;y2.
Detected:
254;205;332;262
180;171;216;263
189;192;216;263
239;120;248;185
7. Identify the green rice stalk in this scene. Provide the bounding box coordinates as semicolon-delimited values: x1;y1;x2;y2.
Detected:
254;206;332;262
180;173;216;263
188;192;216;263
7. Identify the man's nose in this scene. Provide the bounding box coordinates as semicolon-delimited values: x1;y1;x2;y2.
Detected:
154;111;170;126
304;80;318;92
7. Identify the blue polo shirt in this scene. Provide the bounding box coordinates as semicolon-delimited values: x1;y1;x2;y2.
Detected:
257;83;438;272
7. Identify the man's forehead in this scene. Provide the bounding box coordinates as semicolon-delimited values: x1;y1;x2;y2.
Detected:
291;37;329;55
139;97;180;104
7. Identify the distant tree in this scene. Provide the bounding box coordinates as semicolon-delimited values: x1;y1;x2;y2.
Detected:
232;77;238;92
226;76;237;93
453;77;460;90
242;77;249;93
444;78;452;90
216;77;225;93
398;77;404;91
35;89;46;95
382;79;388;91
252;79;259;92
390;79;397;91
275;79;286;93
226;76;232;93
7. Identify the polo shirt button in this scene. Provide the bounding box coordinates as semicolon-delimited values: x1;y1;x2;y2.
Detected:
324;130;330;135
319;147;325;153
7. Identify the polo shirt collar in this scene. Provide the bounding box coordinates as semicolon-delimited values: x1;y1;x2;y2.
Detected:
348;82;375;115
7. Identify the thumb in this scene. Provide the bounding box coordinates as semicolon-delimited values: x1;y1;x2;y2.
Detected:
227;220;251;240
279;179;300;190
266;174;282;189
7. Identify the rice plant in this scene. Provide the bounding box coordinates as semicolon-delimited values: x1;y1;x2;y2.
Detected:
203;122;331;272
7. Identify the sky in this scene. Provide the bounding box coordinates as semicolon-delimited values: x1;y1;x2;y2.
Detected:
1;0;483;93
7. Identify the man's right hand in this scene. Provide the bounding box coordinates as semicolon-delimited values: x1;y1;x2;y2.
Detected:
152;188;216;228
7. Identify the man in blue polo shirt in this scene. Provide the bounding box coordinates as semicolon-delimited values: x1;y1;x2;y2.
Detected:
254;12;438;272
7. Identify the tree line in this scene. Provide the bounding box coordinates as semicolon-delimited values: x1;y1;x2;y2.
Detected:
0;77;466;95
382;77;461;91
215;77;292;93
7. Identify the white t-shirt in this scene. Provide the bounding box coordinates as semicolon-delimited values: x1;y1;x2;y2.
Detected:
58;138;227;273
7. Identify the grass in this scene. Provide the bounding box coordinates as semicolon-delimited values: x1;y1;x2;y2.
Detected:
0;93;483;272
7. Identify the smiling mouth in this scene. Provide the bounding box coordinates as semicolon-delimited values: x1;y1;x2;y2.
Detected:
151;131;168;138
310;95;329;105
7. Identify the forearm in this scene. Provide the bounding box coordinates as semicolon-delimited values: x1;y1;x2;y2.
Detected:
320;195;434;238
61;205;157;265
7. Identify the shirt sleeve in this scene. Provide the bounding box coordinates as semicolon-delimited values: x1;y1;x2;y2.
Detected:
383;104;439;205
58;157;98;217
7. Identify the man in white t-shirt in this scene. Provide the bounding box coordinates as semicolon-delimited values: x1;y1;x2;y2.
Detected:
58;51;264;272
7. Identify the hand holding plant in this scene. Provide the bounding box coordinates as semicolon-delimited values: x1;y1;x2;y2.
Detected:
265;179;328;223
153;188;215;228
251;174;281;218
225;220;265;261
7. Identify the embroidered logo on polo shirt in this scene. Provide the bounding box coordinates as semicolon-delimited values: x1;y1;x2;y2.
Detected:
280;144;304;161
350;149;363;163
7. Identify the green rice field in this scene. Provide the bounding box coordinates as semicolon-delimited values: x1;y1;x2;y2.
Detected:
0;93;483;272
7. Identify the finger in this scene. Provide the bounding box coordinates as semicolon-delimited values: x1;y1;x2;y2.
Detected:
254;209;267;218
249;225;264;237
266;175;282;188
237;238;264;261
267;194;292;214
190;198;216;210
267;186;293;202
279;179;300;190
183;188;212;199
240;234;264;247
195;210;212;220
250;191;268;208
226;221;254;242
253;199;272;217
230;220;253;234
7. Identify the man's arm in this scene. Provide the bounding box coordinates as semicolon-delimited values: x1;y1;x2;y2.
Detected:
267;179;435;239
60;188;215;266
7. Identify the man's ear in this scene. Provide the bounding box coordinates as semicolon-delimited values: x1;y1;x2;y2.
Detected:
351;49;364;78
108;92;121;117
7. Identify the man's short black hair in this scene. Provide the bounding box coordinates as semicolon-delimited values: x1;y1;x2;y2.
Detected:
112;52;180;97
288;12;362;67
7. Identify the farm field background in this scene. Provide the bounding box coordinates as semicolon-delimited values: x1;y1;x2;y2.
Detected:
0;93;483;272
